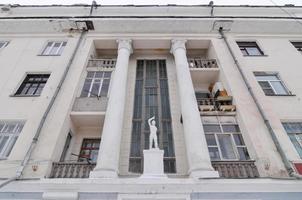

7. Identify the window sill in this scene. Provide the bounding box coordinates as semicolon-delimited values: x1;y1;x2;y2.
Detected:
243;55;268;57
10;94;41;97
265;94;296;97
37;54;61;56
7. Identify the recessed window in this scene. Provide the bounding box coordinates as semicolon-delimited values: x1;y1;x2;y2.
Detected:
237;41;264;56
203;117;250;161
0;41;9;50
41;41;67;56
15;74;50;96
80;71;111;98
282;122;302;158
291;42;302;53
78;139;100;163
0;121;24;158
255;73;290;96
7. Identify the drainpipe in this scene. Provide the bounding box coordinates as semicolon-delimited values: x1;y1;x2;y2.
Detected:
0;26;87;189
218;27;302;179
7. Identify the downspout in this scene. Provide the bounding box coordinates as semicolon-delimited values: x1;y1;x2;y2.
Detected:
0;27;87;189
218;27;302;179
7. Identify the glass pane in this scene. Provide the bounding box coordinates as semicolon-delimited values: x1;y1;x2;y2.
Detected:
90;150;99;162
237;147;250;160
208;147;220;160
256;75;279;81
90;81;100;97
270;81;288;95
233;134;245;145
42;42;53;55
205;134;217;146
95;72;103;78
222;125;240;133
263;89;275;95
4;137;17;157
57;42;66;55
289;134;302;158
100;79;110;96
104;72;111;78
0;136;9;153
49;42;61;55
87;72;95;78
203;125;221;133
217;134;236;159
246;47;262;55
283;123;302;133
258;81;271;88
35;83;45;95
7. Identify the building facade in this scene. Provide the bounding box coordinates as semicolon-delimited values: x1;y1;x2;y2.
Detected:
0;3;302;200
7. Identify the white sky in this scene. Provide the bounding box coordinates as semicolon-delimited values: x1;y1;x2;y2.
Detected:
0;0;302;6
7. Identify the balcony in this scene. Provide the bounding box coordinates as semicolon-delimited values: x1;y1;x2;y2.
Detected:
49;161;259;179
87;59;116;69
188;58;219;86
49;162;96;178
211;160;259;178
197;96;236;115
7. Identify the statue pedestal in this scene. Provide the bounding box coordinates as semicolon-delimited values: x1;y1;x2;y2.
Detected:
140;149;167;179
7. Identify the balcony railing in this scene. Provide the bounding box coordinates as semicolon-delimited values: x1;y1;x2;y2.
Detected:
211;160;259;178
197;97;236;112
188;58;218;69
87;59;116;68
49;162;96;178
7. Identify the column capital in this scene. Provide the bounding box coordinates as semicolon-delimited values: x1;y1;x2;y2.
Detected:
117;39;133;53
170;39;187;54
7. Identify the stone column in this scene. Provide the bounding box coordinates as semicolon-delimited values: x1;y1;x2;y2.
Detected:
170;39;219;178
90;39;132;178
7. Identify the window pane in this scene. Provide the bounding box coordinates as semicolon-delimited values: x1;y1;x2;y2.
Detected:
256;75;279;81
80;79;92;97
49;42;61;55
205;134;217;146
4;137;17;157
263;89;275;95
289;134;302;158
203;125;221;133
233;134;245;145
217;134;236;159
208;147;220;160
258;81;271;88
91;81;101;97
283;123;302;134
100;79;110;96
95;72;103;78
270;81;288;95
104;72;111;78
237;147;250;160
222;125;240;133
246;47;262;55
0;136;9;153
42;42;53;55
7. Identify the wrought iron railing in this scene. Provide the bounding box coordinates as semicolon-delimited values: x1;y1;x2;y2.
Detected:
87;59;116;68
211;160;259;178
188;58;218;69
49;162;96;178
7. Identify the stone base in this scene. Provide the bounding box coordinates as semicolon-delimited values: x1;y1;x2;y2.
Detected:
189;169;219;179
89;168;118;178
140;149;167;179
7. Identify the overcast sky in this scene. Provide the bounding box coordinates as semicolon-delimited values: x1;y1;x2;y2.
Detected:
1;0;302;6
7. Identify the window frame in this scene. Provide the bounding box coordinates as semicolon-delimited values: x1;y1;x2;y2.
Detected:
39;41;67;56
254;72;292;96
236;41;265;56
282;122;302;158
290;41;302;53
0;121;25;159
203;120;250;161
78;138;101;163
0;41;9;50
14;73;50;97
80;70;112;98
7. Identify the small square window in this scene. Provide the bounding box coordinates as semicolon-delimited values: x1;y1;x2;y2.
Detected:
255;73;290;96
291;42;302;53
0;41;9;50
15;74;50;96
237;41;264;56
41;41;67;56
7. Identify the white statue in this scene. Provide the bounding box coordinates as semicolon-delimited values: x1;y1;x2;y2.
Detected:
148;116;158;149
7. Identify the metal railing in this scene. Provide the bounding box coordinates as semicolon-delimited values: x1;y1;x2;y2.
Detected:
87;59;116;68
188;58;218;69
197;97;235;112
49;162;96;178
211;160;259;178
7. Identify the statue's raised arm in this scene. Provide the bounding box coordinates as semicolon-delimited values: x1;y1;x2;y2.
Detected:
148;116;155;127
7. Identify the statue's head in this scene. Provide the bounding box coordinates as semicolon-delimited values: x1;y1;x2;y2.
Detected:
151;120;156;126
